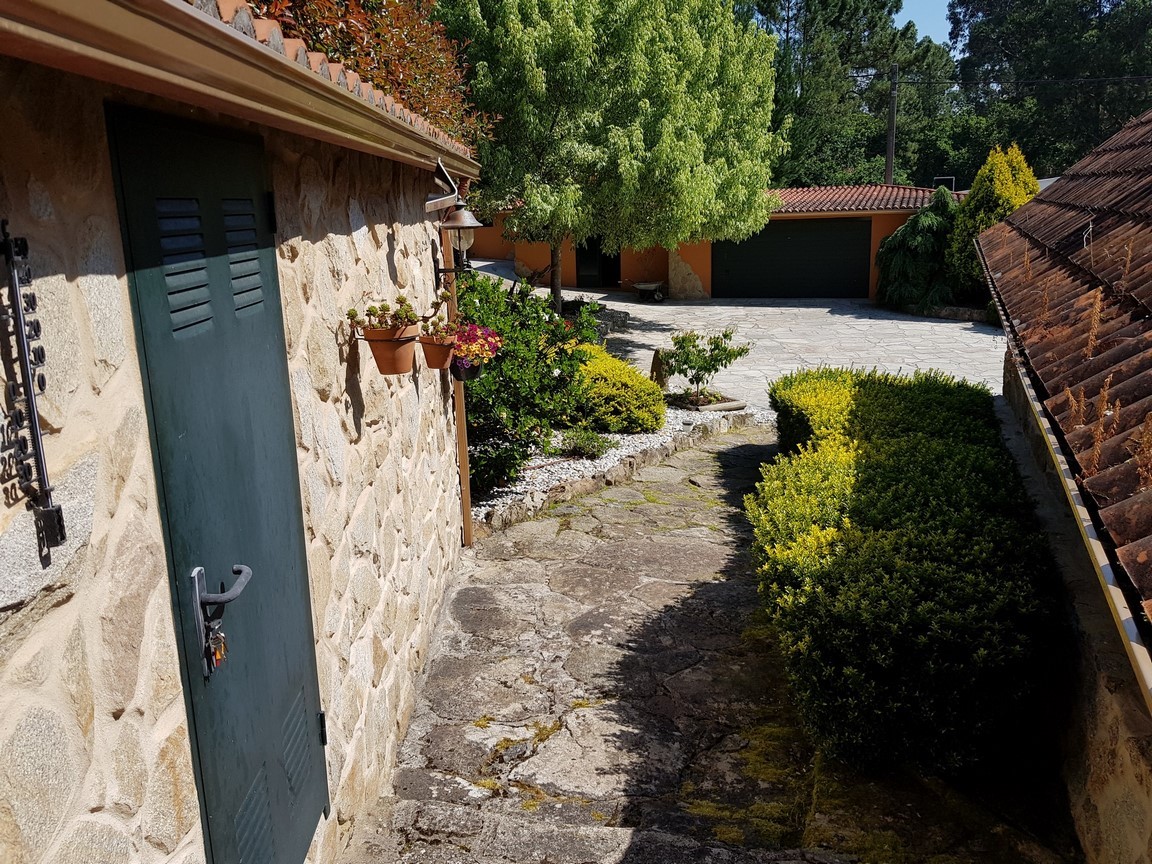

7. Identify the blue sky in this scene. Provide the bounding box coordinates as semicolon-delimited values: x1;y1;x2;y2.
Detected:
894;0;952;45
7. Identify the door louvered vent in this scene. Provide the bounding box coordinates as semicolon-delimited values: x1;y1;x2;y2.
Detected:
224;198;264;313
235;766;276;864
156;198;213;335
280;688;312;798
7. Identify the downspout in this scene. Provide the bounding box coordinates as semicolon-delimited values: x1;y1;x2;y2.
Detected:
979;242;1152;717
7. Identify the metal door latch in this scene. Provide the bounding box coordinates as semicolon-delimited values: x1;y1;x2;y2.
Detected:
191;564;253;679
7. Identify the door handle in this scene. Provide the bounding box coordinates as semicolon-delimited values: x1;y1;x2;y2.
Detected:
191;564;253;679
197;564;253;606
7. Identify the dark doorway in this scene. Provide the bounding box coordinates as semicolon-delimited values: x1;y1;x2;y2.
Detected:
712;217;871;298
576;237;621;290
108;107;328;864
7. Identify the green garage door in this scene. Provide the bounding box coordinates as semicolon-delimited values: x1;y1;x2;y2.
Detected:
712;217;871;298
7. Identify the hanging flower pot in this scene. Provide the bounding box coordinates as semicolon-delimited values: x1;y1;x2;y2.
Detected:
419;315;458;370
348;295;425;376
419;336;456;369
363;325;419;374
449;323;504;383
450;359;484;381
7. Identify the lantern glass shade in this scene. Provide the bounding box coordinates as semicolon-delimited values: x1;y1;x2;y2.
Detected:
441;205;483;254
450;228;475;252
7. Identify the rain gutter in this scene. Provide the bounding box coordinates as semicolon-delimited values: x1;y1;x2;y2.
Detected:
980;243;1152;717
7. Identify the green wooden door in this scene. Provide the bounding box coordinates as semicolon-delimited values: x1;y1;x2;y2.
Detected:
107;107;328;864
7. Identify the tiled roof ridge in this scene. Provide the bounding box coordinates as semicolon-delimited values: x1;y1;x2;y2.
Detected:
775;183;948;214
195;0;471;159
1054;106;1152;178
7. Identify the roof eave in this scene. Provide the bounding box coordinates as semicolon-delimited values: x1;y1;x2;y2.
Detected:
775;208;921;217
0;0;481;180
978;237;1152;718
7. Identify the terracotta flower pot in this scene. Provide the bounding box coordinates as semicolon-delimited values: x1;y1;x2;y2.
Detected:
418;336;456;370
450;361;484;381
362;325;418;375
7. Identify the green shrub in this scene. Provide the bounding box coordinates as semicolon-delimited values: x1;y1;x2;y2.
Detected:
578;345;666;433
769;367;997;451
748;368;1051;771
661;329;752;402
876;186;959;310
555;426;614;459
457;272;599;493
945;144;1039;305
768;367;858;450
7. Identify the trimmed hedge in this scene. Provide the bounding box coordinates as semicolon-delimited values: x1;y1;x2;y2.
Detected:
578;345;666;434
747;368;1050;770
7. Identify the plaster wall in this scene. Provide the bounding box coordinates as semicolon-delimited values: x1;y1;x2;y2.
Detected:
1003;352;1152;863
0;57;463;864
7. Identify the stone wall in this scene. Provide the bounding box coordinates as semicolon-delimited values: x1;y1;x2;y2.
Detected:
267;132;464;863
1003;352;1152;863
0;57;463;864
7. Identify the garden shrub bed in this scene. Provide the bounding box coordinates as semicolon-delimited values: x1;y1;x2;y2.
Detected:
578;344;666;433
746;368;1053;771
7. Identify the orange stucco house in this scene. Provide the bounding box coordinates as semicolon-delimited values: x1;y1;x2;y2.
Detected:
471;184;946;301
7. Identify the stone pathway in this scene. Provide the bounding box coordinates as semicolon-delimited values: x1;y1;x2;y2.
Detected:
347;422;1079;864
347;425;847;863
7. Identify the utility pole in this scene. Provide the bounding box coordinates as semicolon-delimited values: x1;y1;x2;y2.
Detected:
885;63;898;185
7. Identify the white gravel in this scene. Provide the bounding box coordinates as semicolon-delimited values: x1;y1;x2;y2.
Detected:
471;406;774;520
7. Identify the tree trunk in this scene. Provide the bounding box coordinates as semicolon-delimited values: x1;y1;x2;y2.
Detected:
550;243;563;314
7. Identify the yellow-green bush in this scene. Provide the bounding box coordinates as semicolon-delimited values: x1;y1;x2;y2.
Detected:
945;143;1039;304
579;345;666;433
748;368;1052;771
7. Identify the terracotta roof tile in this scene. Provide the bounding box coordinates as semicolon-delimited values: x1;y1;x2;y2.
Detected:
178;2;471;159
776;184;944;214
978;106;1152;610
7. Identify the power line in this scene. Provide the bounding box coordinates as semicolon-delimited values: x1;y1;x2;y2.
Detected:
846;72;1152;87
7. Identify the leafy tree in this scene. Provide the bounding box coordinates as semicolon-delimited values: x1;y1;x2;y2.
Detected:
440;0;785;310
948;0;1152;179
749;1;957;187
945;143;1039;303
876;186;959;309
251;0;486;143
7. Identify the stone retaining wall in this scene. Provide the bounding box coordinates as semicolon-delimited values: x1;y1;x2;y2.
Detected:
1003;351;1152;863
0;58;463;864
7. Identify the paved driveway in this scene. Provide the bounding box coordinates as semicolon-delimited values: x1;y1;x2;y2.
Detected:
589;295;1007;409
467;261;1008;410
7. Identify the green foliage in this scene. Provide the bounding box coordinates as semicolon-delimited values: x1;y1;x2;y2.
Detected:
456;272;599;493
578;345;666;434
660;328;752;401
555;426;614;460
950;0;1152;181
770;367;998;451
946;144;1039;304
876;187;959;309
747;368;1050;771
250;0;485;143
441;0;786;307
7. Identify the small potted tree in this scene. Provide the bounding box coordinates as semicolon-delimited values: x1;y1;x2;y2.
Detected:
661;328;752;410
348;295;421;374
